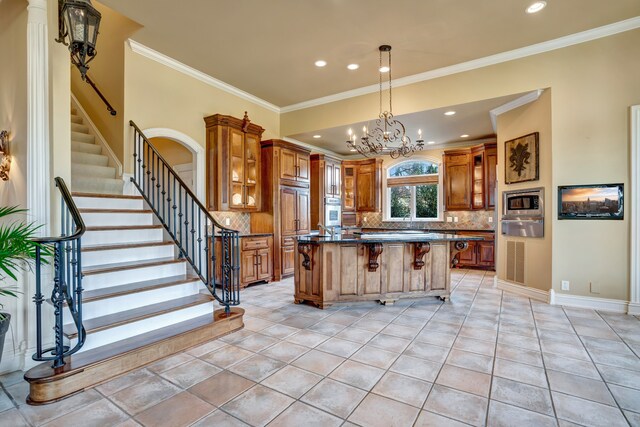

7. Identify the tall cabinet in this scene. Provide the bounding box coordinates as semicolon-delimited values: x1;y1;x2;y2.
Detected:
443;142;497;211
251;139;311;280
310;154;342;228
204;112;265;211
341;159;382;226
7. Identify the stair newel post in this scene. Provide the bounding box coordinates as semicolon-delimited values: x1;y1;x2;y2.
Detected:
204;217;211;291
161;162;167;223
172;175;177;240
74;238;84;348
191;198;196;263
197;209;202;275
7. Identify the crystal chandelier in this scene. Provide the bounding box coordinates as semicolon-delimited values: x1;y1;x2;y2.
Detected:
346;45;424;159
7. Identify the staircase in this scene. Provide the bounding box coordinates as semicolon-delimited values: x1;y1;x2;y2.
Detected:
70;107;124;195
25;191;244;404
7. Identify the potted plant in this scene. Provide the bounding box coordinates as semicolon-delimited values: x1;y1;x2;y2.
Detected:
0;206;45;364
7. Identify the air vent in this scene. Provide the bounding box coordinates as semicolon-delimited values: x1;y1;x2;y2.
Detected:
506;241;525;284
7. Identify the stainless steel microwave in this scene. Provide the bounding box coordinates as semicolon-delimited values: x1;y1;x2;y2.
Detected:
503;187;544;219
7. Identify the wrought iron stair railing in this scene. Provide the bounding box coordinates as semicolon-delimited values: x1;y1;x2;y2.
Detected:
129;121;240;313
32;177;86;369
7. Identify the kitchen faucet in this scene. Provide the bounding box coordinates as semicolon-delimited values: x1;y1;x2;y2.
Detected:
318;224;336;238
403;212;414;229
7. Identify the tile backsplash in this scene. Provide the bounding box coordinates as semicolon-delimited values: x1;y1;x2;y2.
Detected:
361;210;496;231
210;211;251;234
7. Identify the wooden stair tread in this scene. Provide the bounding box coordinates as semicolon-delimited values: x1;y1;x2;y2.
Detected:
82;241;173;252
81;275;202;302
78;208;153;214
64;293;213;339
72;192;142;200
82;257;184;275
85;225;163;231
26;308;243;383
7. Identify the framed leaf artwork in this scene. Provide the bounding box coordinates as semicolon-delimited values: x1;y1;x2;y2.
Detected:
505;132;539;184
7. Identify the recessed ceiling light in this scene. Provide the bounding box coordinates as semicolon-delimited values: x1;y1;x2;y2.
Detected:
379;66;390;73
460;134;469;138
347;64;359;70
315;60;327;67
444;111;456;116
427;141;435;145
313;135;321;139
526;1;546;14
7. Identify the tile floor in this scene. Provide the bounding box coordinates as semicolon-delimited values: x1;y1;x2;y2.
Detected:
2;269;640;426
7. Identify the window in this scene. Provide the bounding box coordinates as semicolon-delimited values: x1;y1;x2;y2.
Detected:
386;160;441;221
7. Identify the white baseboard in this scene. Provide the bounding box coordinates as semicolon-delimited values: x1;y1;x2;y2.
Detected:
496;279;550;302
550;290;629;314
628;303;640;316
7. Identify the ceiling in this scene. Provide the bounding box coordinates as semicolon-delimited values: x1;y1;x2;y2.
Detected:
100;0;639;108
290;92;528;155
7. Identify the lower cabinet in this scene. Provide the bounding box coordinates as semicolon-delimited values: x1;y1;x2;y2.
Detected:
453;231;495;270
240;235;273;287
281;237;296;276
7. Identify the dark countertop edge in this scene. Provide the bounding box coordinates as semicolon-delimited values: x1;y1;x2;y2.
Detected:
341;227;495;233
296;234;485;244
239;233;273;238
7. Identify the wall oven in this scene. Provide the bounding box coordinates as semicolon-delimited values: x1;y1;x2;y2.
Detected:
501;187;544;237
324;197;342;227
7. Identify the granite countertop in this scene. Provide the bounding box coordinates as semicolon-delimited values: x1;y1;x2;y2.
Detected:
297;232;484;244
359;227;494;234
238;233;273;238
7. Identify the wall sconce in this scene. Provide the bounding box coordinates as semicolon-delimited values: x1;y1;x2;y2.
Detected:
0;130;10;181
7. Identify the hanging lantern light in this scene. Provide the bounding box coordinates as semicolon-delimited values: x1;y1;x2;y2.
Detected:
56;0;101;80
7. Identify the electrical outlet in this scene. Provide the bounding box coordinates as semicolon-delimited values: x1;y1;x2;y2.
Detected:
454;217;459;223
225;217;230;226
488;216;493;223
447;217;453;223
561;280;570;291
590;281;600;294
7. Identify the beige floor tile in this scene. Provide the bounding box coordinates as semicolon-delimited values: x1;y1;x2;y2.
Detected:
380;323;420;340
324;312;360;326
134;391;213;427
487;400;557;427
316;336;363;357
291;349;345;376
285;330;330;348
279;315;319;329
540;340;590;361
200;345;254;369
0;408;29;427
307;321;347;336
18;389;103;426
222;385;294;427
494;358;548;388
453;336;496;357
241;317;276;332
95;369;155;396
446;349;493;374
609;384;640;413
0;371;25;388
185;338;228;357
188;371;255;407
547;369;615;405
352;318;391;333
624;410;640;427
588;347;640;371
41;399;129;427
497;331;540;351
367;333;412;353
228;354;285;382
335;327;377;344
5;380;29;405
436;364;491;397
599;364;640;389
108;376;180;416
350;345;399;369
159;358;221;389
113;420;141;427
0;390;13;413
542;352;600;379
404;341;450;363
496;343;543;367
235;333;280;352
414;410;469;427
552;391;628;427
268;401;342;427
261;365;322;398
372;371;432;408
301;378;366;418
390;354;442;382
348;393;420;427
260;324;300;339
458;325;498;342
147;352;195;373
328;360;385;391
491;377;553;416
190;410;249;427
424;384;488;426
259;340;309;363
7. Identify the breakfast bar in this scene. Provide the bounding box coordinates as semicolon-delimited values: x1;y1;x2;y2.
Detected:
294;232;480;309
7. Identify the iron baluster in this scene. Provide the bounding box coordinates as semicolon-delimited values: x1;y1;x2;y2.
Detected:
33;247;43;358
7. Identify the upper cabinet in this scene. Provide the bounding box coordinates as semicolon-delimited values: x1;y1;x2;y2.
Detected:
342;159;382;214
443;142;497;211
204;112;265;212
280;146;310;185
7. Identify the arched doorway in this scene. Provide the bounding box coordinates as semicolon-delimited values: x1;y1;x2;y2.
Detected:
142;128;205;201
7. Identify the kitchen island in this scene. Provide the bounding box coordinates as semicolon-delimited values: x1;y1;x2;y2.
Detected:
294;232;480;309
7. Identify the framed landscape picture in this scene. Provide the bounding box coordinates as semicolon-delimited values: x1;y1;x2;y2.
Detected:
558;183;624;220
505;132;539;184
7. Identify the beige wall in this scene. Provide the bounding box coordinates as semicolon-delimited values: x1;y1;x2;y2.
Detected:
71;1;140;165
123;45;280;174
282;29;640;300
150;137;193;166
496;90;552;291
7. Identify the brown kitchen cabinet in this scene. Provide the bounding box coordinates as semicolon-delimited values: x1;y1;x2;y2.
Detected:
250;139;311;280
443;142;496;211
341;159;382;224
204;112;265;212
310;154;342;228
212;234;273;288
452;231;495;270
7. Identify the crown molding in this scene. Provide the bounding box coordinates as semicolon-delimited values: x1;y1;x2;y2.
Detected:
281;137;351;159
127;39;281;114
280;17;640;113
489;89;544;132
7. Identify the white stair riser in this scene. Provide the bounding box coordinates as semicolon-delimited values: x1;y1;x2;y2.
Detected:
72;301;213;352
82;244;174;267
71;131;95;144
82;261;186;290
74;196;144;210
82;227;163;246
68;281;201;320
82;212;154;227
72;151;109;167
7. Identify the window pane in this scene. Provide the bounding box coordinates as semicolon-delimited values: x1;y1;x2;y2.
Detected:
390;186;411;218
389;161;438;177
415;184;438;218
